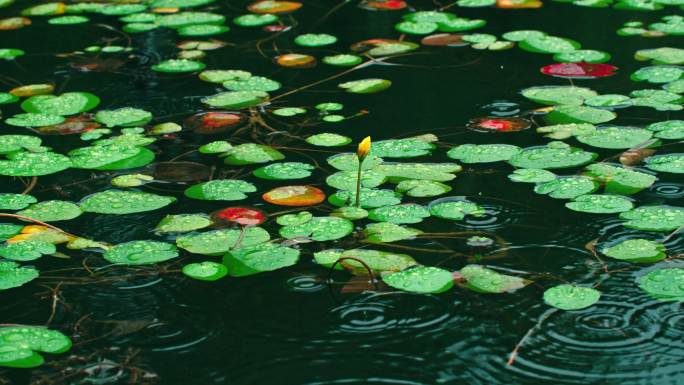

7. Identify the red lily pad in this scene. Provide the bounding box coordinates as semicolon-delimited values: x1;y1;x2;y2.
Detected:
247;0;302;14
184;111;247;134
263;186;326;206
69;57;126;73
149;161;211;182
541;63;618;79
211;207;266;226
275;53;316;68
467;117;531;132
421;34;468;47
359;0;407;10
264;25;291;32
36;114;100;135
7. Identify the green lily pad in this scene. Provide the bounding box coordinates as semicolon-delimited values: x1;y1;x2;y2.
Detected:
279;216;353;241
645;154;684;173
371;139;435;158
152;59;206;73
0;261;39;291
502;30;547;41
253;162;314;180
104;240;178;265
0;224;22;241
294;33;337;47
429;199;485;220
178;24;229;36
509;142;597;169
521;86;597;106
565;194;634;213
176;227;270;255
322;54;363;66
0;135;41;154
603;238;666;263
639;268;684;301
620;205;684;231
199;69;251;83
182;261;228;281
395;180;452;197
0;152;72;177
158;11;225;28
535;176;598;199
437;18;486;32
223;143;284;165
338;79;391;94
383;266;453;294
327;153;383;171
272;107;306;117
315;248;417;274
584;94;632;108
233;13;278;27
395;21;438;35
154;214;212;233
375;163;461;182
553;49;611;63
6;113;65;128
331;206;368;220
306;133;352;147
184;179;256;201
364;222;422;243
17;201;82;222
459;264;529;293
0;92;19;104
576;126;653;149
0;49;24;61
21;92;99;116
0;240;56;261
202;91;268;109
0;194;36;210
518;35;581;54
631;66;683;84
276;211;312;226
647;120;684;140
0;326;71;368
329;188;402;209
69;144;151;170
223;243;300;277
95;108;152;128
447;144;521;163
584;163;656;195
543;285;600;310
326;170;386;190
111;174;154;188
537;123;596;140
546;105;617;125
508;168;556;183
223;76;281;92
199;141;233;154
635;47;684;65
80;190;176;214
368;204;430;224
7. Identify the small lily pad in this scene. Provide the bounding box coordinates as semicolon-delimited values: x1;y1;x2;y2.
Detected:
95;108;152;127
508;169;556;183
447;143;521;163
459;264;529;293
639;268;684;301
429;199;485;220
0;152;72;177
223;143;284;165
182;261;228;281
176;227;270;255
279;216;353;241
645;154;684;174
0;240;56;261
338;79;391;94
565;194;634;213
152;59;206;73
80;190;176;215
603;239;666;263
364;222;422;243
253;162;314;180
201;91;269;109
395;180;452;197
329;188;402;209
154;214;213;233
509;142;597;169
368;204;430;224
620;205;684;231
0;326;71;368
577;126;653;149
584;163;656;195
223;243;300;277
185;180;256;201
306;133;352;147
17;201;83;222
0;194;36;210
0;261;39;291
294;33;337;47
276;211;312;226
543;285;600;310
382;266;454;294
535;176;599;199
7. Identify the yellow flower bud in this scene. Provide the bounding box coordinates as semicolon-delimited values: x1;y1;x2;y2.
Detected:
357;136;371;161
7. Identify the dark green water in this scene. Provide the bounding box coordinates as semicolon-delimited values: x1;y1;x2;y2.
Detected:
1;0;684;384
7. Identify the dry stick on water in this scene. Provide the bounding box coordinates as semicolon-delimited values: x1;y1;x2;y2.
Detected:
507;309;557;366
0;213;76;238
44;282;63;326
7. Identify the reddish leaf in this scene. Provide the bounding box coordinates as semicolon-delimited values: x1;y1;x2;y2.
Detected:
263;186;326;206
184;111;247;134
275;54;316;68
37;114;100;135
541;63;618;79
149;161;211;182
467;117;531;132
211;207;266;226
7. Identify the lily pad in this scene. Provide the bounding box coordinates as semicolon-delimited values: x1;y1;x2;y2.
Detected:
535;176;599;199
152;59;206;73
223;143;284;165
603;238;666;263
508;168;556;183
315;248;417;274
80;190;175;214
21;92;99;116
0;152;72;177
104;240;178;265
294;33;337;46
201;91;269;109
223;76;281;92
253;162;314;180
182;261;228;281
263;186;325;206
306;133;352;147
565;194;634;213
546;105;617;125
0;326;71;368
0;261;39;291
375;163;461;182
338;79;391;94
537;123;596;140
279;216;353;241
95;108;152;127
619;205;684;231
543;285;600;310
371;139;435;158
0;194;36;210
326;170;386;190
645;154;684;174
639;268;684;301
176;227;270;255
635;47;684;65
364;222;422;243
0;240;56;261
327;153;383;171
584;163;656;195
154;214;213;233
184;180;256;201
429;199;485;220
223;243;300;277
647;120;684;140
329;188;402;209
368;203;430;224
276;211;312;226
459;264;529;293
509;142;597;169
447;143;520;163
521;86;597;106
17;201;82;222
5;113;64;127
576;126;653;149
383;266;453;294
395;180;452;197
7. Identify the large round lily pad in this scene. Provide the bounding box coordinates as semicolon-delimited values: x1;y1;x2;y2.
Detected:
509;142;597;169
223;243;300;277
602;239;666;263
0;152;72;177
576;126;653;149
0;194;36;210
382;266;454;294
80;190;176;214
17;200;83;222
645;154;684;174
176;227;270;255
639;268;684;301
0;240;56;261
447;144;521;163
184;180;256;201
565;194;634;213
279;216;353;241
619;205;684;231
253;162;314;180
534;176;598;199
21;92;99;116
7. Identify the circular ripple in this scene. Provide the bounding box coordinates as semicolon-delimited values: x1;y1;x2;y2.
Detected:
649;182;684;199
481;100;521;117
287;275;326;293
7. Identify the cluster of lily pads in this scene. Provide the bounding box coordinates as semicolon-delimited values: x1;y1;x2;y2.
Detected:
618;15;684;37
1;0;684;371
